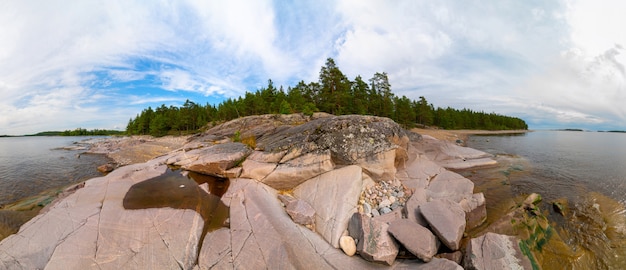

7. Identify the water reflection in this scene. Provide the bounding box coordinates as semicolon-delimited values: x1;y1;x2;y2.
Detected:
123;168;229;233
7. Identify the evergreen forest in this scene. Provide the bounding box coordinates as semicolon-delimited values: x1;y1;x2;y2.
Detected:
126;58;528;137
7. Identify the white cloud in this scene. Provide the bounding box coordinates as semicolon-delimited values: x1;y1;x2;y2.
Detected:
1;0;626;134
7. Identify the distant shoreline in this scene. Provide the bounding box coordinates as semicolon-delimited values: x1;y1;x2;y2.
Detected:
411;128;531;144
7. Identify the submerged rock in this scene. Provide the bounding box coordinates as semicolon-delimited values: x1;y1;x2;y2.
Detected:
464;232;533;270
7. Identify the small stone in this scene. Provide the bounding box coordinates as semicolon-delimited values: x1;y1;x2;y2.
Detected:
397;191;404;198
380;207;392;215
371;209;380;217
363;203;372;215
339;236;357;256
389;196;397;204
379;199;391;209
390;202;401;210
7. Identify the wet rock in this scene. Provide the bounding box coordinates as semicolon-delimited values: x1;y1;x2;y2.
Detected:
420;199;466;251
96;163;116;173
523;193;542;210
262;150;334;190
552;198;568;216
293;165;362;248
348;213;399;265
388;219;438;262
340;236;357;256
285;199;315;226
464;232;533;270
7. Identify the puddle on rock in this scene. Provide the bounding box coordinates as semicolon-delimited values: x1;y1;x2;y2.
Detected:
123;168;230;234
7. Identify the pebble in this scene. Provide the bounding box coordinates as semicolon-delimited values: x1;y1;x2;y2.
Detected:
390;201;401;210
389;196;396;204
397;191;404;197
339;236;357;256
379;207;392;214
371;209;380;217
379;199;391;209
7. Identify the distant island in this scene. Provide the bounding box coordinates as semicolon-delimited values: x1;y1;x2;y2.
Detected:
28;128;124;136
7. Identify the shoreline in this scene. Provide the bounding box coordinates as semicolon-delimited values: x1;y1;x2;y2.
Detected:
411;128;531;144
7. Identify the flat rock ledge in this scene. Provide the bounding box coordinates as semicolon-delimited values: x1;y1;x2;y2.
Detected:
0;114;532;269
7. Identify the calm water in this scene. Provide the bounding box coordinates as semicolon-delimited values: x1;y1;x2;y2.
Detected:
467;131;626;204
466;130;626;268
0;136;110;205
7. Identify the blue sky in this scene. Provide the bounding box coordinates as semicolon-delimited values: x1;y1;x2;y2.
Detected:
1;0;625;135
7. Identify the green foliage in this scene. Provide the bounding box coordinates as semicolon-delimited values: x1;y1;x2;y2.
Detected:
126;58;528;135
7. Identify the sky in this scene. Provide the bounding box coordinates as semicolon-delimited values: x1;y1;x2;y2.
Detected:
1;0;625;135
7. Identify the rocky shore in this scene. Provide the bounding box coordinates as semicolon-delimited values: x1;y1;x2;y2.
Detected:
0;114;540;269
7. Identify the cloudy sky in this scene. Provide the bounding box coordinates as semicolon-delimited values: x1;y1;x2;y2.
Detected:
1;0;625;135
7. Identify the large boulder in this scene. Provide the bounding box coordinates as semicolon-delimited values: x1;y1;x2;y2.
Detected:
293;165;363;248
387;219;438;262
348;213;399;265
464;232;533;270
167;142;252;177
420;199;466;251
256;115;410;181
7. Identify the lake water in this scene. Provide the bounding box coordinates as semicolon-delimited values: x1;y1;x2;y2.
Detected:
0;136;110;206
467;130;626;204
465;130;626;268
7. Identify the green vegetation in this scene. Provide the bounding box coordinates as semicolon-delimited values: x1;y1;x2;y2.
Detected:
127;58;528;136
30;128;125;136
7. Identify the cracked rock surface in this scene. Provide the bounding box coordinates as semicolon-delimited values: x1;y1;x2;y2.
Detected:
0;114;513;269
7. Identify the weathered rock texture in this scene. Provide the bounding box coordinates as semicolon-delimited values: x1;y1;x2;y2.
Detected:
1;114;498;269
420;199;467;251
464;232;533;270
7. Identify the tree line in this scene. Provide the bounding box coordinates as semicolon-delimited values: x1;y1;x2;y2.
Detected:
127;58;527;136
30;128;125;136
